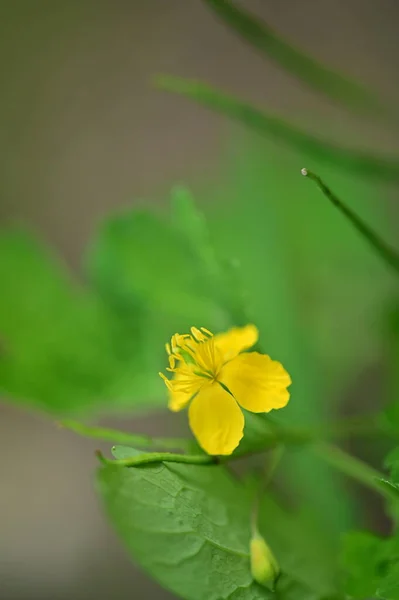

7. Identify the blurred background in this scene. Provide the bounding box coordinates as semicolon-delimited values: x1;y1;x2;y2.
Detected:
1;1;399;599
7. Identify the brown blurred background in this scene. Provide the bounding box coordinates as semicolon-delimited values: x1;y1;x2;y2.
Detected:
1;1;399;598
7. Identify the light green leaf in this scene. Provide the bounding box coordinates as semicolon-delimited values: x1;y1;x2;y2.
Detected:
85;206;230;391
0;228;157;414
170;185;221;281
98;462;339;600
202;0;381;116
86;207;223;323
156;75;399;183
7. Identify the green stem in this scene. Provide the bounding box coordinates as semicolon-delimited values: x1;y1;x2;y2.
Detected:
302;168;399;275
313;442;395;502
59;420;194;452
96;450;216;468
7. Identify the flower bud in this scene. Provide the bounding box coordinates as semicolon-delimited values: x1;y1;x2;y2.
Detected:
250;532;280;590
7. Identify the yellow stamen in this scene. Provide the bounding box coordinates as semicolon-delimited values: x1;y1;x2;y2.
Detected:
190;327;206;342
200;327;213;337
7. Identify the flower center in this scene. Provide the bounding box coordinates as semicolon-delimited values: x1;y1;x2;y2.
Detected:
166;327;221;380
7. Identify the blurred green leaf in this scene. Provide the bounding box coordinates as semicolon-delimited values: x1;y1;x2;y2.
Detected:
156;75;399;183
170;185;221;282
341;531;387;598
85;206;230;382
98;461;339;600
0;228;160;414
341;531;399;600
377;562;399;599
202;0;381;116
170;185;248;328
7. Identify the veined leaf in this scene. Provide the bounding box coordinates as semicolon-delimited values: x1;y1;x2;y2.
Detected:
202;0;381;115
156;75;399;183
98;461;339;600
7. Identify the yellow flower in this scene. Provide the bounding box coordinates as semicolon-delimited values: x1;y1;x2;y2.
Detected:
159;324;291;456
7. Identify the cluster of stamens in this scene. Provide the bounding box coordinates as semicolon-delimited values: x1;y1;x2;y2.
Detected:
159;327;221;395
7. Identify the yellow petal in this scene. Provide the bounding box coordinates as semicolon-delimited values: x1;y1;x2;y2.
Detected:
188;383;244;455
213;324;259;363
220;352;291;413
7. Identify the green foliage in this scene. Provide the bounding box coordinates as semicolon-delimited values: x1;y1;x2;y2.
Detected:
3;3;399;598
0;228;158;414
98;461;339;600
341;530;399;599
202;0;381;116
0;201;231;415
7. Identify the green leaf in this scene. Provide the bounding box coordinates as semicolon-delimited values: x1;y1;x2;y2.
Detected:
0;228;160;414
170;185;247;328
155;75;399;183
98;462;339;600
341;531;399;600
377;562;399;599
170;185;222;282
341;531;386;598
86;207;223;322
85;206;230;390
202;0;381;116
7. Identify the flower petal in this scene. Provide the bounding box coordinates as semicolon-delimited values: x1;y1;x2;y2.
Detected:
220;352;291;413
213;324;259;363
188;383;244;455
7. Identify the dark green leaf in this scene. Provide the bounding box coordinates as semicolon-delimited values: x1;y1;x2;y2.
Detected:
156;75;399;183
98;462;339;600
377;562;399;599
202;0;381;116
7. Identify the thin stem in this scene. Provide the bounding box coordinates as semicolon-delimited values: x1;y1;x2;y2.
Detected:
96;450;216;468
301;168;399;275
60;420;194;452
313;442;396;503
